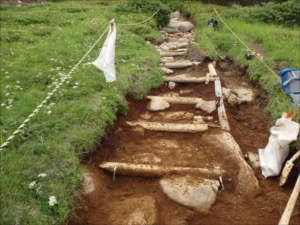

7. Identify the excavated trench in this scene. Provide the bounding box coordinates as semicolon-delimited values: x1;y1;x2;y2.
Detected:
69;13;300;225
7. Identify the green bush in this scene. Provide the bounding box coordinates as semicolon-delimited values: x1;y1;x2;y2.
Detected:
223;0;300;27
115;0;171;28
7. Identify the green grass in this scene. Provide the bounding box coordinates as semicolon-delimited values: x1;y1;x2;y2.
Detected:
0;1;163;224
179;2;300;148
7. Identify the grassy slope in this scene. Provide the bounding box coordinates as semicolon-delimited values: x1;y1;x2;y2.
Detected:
179;2;300;148
0;1;163;224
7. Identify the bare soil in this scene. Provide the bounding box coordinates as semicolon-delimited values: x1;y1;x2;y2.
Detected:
68;43;300;225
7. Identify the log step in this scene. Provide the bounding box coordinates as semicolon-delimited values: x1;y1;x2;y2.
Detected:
164;75;217;83
99;162;222;179
147;95;202;105
126;121;208;133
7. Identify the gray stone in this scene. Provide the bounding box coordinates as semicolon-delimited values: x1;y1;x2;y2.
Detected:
170;11;181;19
146;98;170;111
232;88;254;104
195;100;216;113
204;132;260;194
247;152;260;171
159;175;219;213
168;82;176;89
166;19;195;32
228;93;240;106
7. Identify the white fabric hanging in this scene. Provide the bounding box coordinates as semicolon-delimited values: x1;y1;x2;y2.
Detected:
258;118;299;178
93;20;116;82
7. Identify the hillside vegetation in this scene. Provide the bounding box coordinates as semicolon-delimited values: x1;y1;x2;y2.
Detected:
0;0;299;224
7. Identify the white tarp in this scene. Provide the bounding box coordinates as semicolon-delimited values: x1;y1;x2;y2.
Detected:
93;21;116;82
258;118;299;178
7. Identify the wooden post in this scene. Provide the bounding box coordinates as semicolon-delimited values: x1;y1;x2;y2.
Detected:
278;174;300;225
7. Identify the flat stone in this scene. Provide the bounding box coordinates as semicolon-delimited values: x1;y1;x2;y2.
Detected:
106;196;158;225
195;100;216;113
159;175;219;213
146;98;170;111
200;100;216;113
167;19;195;32
204;132;260;195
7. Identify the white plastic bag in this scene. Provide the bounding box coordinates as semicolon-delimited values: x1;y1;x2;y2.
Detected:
258;118;299;178
93;22;116;82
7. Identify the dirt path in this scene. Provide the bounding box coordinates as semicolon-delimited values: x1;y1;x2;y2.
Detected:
68;14;300;225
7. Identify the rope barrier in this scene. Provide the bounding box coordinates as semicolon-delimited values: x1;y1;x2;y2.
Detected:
0;9;160;151
119;9;159;26
214;8;279;78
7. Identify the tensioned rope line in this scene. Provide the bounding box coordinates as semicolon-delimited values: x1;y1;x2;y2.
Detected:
214;9;278;78
119;9;159;26
0;10;159;151
0;26;109;151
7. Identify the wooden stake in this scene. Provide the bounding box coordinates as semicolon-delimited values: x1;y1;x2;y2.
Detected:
278;174;300;225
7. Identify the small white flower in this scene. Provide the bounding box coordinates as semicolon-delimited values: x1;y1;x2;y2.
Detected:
29;181;36;189
73;86;77;89
5;76;10;78
48;196;57;207
38;173;47;177
5;85;10;88
16;80;20;83
5;93;10;96
7;99;13;104
47;110;52;115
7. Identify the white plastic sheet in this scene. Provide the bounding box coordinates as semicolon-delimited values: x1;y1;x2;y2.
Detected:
93;22;116;82
258;118;299;178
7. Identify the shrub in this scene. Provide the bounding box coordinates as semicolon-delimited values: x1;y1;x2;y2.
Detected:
115;0;171;28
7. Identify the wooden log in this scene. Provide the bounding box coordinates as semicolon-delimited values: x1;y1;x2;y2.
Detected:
126;121;208;133
218;98;230;131
163;75;216;83
214;78;222;97
278;174;300;225
147;96;203;105
163;62;199;69
160;51;187;57
205;73;211;84
99;162;222;179
208;63;217;76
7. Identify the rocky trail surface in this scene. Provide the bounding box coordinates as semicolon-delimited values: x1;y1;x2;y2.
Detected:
69;12;300;225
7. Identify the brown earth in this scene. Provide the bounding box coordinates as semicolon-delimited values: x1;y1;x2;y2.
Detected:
68;43;300;225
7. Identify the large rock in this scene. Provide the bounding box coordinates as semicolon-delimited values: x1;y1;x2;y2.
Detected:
146;98;170;111
222;88;254;105
170;11;181;19
160;175;219;213
106;196;158;225
204;132;260;195
232;88;254;104
167;19;195;32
